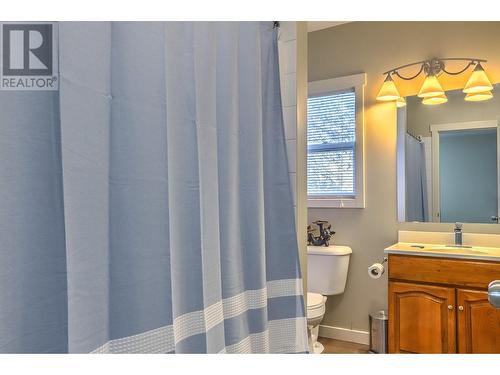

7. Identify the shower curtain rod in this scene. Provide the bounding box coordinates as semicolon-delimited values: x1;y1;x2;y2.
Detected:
406;130;422;143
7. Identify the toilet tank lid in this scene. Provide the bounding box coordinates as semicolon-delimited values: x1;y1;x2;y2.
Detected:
307;245;352;255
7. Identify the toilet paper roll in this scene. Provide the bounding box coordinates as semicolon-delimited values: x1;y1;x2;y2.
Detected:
368;263;385;279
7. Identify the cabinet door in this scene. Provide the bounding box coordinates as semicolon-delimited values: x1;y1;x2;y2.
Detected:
389;281;456;353
457;289;500;353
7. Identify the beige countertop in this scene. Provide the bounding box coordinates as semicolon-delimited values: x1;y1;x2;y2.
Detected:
384;242;500;262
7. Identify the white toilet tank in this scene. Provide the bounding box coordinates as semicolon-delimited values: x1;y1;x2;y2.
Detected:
307;245;352;295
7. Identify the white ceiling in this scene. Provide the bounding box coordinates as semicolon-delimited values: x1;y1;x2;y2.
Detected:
307;21;350;32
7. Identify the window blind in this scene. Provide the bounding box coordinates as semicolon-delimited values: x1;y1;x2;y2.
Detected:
307;90;356;197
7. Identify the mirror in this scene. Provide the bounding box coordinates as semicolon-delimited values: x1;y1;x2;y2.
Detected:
397;84;500;223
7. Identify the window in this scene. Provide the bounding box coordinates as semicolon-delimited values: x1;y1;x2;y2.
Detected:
308;90;356;197
307;73;366;208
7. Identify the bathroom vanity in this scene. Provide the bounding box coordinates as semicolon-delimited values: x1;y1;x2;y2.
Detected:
385;232;500;354
390;79;500;353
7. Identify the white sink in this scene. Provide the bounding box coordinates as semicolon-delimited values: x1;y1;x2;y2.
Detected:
385;231;500;261
420;246;490;255
385;242;500;260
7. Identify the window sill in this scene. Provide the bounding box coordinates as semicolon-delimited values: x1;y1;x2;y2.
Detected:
308;197;365;209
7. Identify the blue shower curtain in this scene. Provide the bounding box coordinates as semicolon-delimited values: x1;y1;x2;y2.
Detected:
0;22;307;353
405;134;429;222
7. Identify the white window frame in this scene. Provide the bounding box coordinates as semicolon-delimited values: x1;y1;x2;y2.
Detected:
307;73;366;208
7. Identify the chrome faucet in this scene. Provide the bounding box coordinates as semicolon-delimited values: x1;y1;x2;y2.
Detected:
454;222;463;246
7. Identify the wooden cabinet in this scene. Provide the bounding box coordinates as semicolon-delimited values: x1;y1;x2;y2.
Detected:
389;282;456;353
388;255;500;354
457;289;500;353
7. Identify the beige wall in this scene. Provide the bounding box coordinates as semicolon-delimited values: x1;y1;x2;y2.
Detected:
308;22;500;332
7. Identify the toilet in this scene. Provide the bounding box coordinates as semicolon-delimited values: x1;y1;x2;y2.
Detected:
307;245;352;354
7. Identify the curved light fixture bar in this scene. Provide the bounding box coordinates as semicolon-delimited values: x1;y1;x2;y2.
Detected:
393;65;425;81
382;57;487;77
377;57;493;105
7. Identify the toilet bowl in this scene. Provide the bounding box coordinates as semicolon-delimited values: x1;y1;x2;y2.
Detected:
307;245;352;354
307;292;327;354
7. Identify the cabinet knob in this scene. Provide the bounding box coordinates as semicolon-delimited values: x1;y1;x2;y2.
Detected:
448;305;454;310
458;305;464;311
488;280;500;308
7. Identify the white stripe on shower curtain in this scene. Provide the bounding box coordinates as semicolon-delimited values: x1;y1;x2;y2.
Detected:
91;279;306;353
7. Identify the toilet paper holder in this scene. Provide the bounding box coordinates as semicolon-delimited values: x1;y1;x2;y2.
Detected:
368;257;388;280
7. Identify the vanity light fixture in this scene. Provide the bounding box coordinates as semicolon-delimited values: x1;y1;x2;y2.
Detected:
422;94;448;105
418;73;445;99
376;74;400;101
376;57;494;105
463;63;493;93
464;91;493;102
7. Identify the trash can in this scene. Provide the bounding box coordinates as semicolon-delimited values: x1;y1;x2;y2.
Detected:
369;310;388;353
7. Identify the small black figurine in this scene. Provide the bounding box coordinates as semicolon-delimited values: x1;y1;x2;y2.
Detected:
307;220;335;247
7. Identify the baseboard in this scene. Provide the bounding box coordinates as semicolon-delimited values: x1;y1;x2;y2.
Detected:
318;324;370;345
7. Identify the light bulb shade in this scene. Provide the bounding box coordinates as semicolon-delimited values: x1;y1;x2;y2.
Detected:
396;96;406;108
422;94;448;105
418;74;445;98
464;91;493;102
463;63;493;94
376;74;400;101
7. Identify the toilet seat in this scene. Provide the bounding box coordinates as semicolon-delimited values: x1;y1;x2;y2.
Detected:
307;305;325;320
307;292;324;309
306;292;326;320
